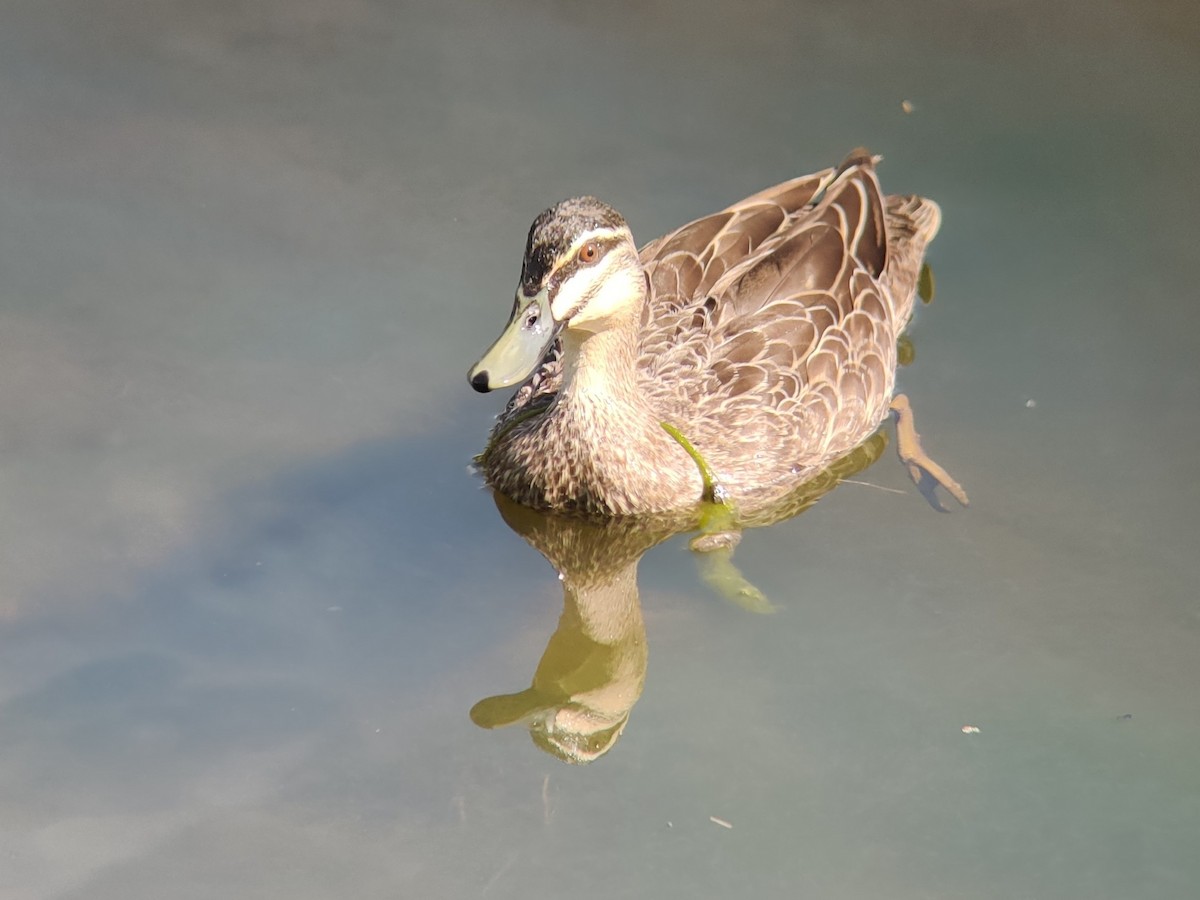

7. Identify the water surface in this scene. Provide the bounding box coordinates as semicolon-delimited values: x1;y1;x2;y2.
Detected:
1;1;1197;898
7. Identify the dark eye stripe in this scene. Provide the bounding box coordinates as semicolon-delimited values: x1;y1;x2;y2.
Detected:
557;281;603;324
548;237;620;294
549;243;626;320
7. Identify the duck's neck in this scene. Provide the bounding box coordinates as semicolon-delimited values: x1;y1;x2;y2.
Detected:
559;313;644;410
544;307;698;515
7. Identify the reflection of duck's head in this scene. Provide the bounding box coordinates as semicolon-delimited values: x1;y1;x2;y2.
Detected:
470;495;679;763
529;704;629;765
470;688;633;766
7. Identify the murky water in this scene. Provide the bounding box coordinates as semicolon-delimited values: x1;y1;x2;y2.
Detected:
1;1;1197;898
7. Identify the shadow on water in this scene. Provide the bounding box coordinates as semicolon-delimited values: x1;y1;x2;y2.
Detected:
470;431;891;764
0;419;516;820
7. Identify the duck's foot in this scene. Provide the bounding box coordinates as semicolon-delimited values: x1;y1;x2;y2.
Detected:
690;540;775;614
889;393;969;511
687;504;774;614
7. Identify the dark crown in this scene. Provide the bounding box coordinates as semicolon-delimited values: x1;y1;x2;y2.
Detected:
520;197;627;293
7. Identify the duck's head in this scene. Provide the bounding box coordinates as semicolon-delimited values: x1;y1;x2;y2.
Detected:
468;197;643;393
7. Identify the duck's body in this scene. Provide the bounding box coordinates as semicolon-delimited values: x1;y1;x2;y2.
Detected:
470;149;949;517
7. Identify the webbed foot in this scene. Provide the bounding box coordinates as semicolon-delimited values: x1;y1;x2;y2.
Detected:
688;506;774;614
691;541;775;614
889;393;969;510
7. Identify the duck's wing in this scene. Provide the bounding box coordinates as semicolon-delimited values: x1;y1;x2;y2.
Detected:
638;168;836;324
640;151;927;467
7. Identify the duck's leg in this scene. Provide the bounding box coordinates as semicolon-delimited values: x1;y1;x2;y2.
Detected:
889;393;969;510
663;421;774;613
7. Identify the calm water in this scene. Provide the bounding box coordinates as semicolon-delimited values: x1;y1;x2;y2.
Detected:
2;1;1197;897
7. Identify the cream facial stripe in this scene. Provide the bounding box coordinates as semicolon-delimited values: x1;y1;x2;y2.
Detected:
545;227;631;322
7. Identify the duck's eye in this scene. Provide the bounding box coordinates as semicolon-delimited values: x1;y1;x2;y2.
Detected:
578;241;600;264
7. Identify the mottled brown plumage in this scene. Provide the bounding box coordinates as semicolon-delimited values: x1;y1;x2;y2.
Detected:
472;149;947;516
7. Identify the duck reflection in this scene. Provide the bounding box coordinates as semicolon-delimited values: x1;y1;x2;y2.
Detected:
470;432;889;764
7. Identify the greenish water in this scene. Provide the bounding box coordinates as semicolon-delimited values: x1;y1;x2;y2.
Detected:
1;1;1197;898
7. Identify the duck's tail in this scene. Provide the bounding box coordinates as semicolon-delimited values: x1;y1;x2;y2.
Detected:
888;193;942;244
884;192;941;321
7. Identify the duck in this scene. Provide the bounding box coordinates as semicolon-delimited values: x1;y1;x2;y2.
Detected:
468;148;967;518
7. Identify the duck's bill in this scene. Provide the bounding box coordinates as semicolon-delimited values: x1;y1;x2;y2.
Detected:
468;291;558;392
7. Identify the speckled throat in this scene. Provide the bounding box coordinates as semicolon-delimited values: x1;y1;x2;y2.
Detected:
479;304;703;516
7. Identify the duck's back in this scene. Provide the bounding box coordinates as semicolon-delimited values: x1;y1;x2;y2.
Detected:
637;152;941;496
